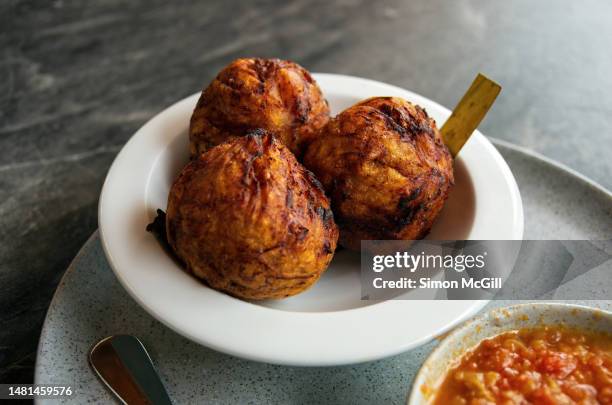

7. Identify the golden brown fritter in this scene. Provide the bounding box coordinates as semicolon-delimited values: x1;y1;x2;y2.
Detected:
303;97;454;250
166;130;338;300
189;58;330;158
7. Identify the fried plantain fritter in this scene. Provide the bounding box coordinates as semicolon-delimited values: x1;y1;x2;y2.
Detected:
189;58;330;158
303;97;454;250
166;130;338;300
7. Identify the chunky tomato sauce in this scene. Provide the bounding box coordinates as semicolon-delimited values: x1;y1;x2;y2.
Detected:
433;326;612;405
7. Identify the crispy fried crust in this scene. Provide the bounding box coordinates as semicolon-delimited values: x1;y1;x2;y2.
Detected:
166;131;338;299
303;97;454;250
189;58;330;158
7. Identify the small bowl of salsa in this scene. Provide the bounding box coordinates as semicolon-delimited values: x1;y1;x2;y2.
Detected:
408;303;611;404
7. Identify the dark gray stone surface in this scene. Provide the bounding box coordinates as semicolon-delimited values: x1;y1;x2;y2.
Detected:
1;0;611;384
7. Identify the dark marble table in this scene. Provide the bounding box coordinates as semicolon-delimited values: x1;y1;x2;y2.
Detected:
1;0;611;384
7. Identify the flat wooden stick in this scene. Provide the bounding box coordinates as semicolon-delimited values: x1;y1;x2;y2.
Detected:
441;73;501;157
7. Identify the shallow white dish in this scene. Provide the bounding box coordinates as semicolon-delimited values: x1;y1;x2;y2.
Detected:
98;74;523;366
407;303;612;404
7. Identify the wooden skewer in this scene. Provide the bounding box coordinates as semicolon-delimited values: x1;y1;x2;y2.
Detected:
440;73;501;157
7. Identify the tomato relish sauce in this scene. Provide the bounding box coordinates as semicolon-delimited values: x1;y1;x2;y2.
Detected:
433;326;612;405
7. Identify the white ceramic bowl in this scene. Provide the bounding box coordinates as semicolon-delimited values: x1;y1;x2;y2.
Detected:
98;74;523;366
408;303;612;404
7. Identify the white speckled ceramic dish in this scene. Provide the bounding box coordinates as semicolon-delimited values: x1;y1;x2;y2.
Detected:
36;141;610;404
407;303;612;405
97;74;523;366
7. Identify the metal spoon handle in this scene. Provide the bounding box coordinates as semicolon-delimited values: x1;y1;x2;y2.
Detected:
89;335;172;405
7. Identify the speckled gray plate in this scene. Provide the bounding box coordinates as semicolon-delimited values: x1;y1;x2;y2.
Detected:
35;140;611;405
